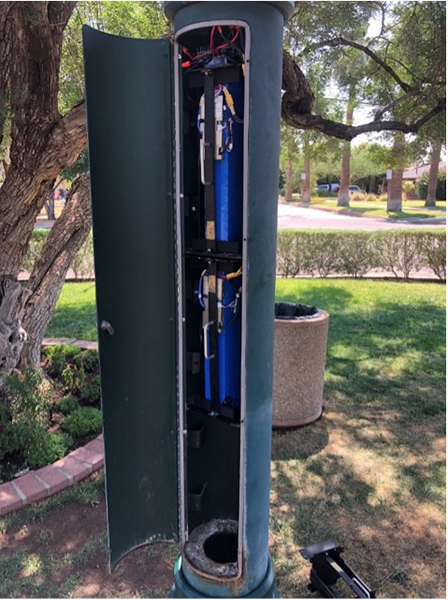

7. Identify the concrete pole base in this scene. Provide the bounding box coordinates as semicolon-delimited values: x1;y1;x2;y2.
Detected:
169;555;281;598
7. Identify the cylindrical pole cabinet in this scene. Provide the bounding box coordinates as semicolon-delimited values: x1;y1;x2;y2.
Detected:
83;2;294;597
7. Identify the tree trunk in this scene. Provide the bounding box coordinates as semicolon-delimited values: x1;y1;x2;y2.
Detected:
387;132;405;211
302;134;311;202
19;174;91;368
284;129;294;202
0;277;30;389
0;3;85;277
44;192;56;221
337;100;355;207
0;3;90;384
0;102;86;276
369;175;376;194
426;139;442;207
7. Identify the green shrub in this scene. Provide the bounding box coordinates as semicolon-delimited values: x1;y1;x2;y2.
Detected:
338;231;379;278
2;369;51;462
0;406;20;462
419;172;446;201
80;376;101;404
420;232;446;280
46;344;81;377
24;432;73;469
277;230;302;277
378;194;388;202
5;368;50;433
315;189;338;198
22;229;49;272
365;194;377;202
55;395;79;415
74;349;98;373
376;231;423;280
301;231;342;277
276;229;446;280
71;233;94;279
63;407;102;437
65;365;86;394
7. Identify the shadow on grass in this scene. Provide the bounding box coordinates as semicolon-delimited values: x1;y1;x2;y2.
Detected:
272;418;329;461
271;453;445;598
276;284;354;314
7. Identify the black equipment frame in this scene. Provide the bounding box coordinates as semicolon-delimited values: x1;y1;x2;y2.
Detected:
300;540;376;599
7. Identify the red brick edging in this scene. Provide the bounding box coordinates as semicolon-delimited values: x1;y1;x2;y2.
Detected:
0;338;102;517
0;435;104;516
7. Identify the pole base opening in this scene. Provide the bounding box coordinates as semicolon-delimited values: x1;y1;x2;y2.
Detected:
183;519;239;579
204;531;238;564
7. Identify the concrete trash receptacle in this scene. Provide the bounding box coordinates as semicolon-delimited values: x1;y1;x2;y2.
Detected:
273;302;329;428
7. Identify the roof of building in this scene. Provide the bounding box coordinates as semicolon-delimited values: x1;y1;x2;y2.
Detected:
403;162;446;180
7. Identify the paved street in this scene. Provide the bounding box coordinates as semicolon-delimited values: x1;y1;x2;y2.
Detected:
278;202;446;230
35;204;446;233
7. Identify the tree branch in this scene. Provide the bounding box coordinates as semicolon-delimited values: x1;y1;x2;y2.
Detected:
21;172;91;366
303;36;412;92
281;50;446;141
374;88;420;121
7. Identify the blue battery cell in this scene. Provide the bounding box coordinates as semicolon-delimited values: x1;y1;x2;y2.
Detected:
203;81;244;407
205;275;242;406
214;83;244;242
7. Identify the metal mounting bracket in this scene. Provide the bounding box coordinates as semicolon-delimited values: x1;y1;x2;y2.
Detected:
300;540;376;598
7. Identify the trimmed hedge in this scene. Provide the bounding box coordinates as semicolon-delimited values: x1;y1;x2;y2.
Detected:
27;228;446;282
277;229;446;281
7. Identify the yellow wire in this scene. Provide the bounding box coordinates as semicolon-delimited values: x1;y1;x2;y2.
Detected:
222;87;237;117
225;267;242;280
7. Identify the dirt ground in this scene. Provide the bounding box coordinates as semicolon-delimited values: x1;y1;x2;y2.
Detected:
0;485;177;598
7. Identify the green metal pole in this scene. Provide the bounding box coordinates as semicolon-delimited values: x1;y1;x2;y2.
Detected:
166;3;294;597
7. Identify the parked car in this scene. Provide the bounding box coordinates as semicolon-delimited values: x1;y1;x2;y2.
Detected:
348;185;365;195
316;183;340;193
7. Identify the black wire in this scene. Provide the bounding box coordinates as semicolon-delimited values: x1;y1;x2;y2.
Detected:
220;308;240;331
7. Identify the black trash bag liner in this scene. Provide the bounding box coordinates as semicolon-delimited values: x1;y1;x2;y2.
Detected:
275;302;319;320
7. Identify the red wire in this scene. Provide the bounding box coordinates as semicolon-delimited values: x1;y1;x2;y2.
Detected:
182;46;194;60
210;26;216;55
183;26;240;67
214;27;240;52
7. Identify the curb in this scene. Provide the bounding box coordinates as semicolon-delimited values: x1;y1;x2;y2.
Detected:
283;201;446;223
42;338;98;350
0;435;104;516
0;338;102;517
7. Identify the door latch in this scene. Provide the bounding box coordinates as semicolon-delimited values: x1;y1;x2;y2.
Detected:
100;320;115;336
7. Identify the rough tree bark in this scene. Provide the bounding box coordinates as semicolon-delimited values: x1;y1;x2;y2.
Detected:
281;50;445;141
387;132;405;212
0;3;88;381
20;174;91;367
337;97;355;207
0;278;30;388
426;139;442;207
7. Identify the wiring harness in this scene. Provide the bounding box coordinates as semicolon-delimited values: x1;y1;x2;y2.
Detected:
182;26;244;71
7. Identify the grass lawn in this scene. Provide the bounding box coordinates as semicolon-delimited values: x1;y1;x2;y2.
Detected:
6;279;444;597
46;282;97;341
288;195;446;220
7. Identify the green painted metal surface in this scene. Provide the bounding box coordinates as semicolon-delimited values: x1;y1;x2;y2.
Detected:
167;2;288;596
83;26;179;570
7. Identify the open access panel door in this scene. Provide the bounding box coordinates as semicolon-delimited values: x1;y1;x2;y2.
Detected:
83;26;179;570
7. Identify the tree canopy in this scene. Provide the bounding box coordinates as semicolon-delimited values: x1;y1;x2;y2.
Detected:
282;1;446;141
